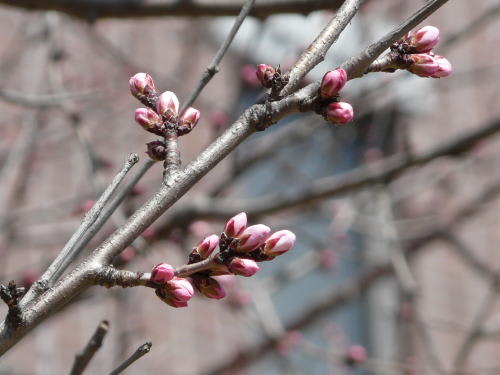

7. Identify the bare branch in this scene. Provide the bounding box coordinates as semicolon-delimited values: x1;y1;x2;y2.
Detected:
0;0;346;20
69;320;109;375
0;88;96;108
20;154;139;307
281;0;364;96
180;0;256;114
108;342;152;375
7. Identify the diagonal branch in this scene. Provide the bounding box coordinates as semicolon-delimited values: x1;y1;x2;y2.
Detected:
69;320;109;375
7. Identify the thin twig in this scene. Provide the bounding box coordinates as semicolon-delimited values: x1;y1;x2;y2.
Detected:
62;159;154;271
108;342;152;375
0;88;96;108
180;0;256;114
20;154;139;306
69;320;109;375
281;0;364;96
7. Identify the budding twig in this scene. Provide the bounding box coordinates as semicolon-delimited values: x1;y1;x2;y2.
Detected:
108;342;152;375
69;320;109;375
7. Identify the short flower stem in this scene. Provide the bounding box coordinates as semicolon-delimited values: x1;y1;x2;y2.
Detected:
174;257;216;278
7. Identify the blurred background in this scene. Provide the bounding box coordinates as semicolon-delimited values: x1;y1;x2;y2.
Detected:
0;1;499;374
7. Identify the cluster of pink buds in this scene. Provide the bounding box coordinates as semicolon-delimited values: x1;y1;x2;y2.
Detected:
317;68;354;125
393;26;452;78
149;212;296;308
129;73;201;161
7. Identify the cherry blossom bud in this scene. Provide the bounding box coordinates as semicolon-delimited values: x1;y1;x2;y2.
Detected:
177;107;201;135
409;26;440;53
151;263;175;284
345;345;367;366
129;72;156;98
229;258;260;277
407;54;439;77
134;108;163;135
145;140;166;161
167;277;194;302
119;247;136;263
224;212;247;238
325;102;354;124
156;91;179;122
197;277;226;299
263;230;296;258
430;55;452;78
256;64;276;88
196;234;219;258
237;224;271;252
320;68;347;99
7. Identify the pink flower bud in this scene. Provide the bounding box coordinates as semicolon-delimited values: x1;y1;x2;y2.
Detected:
151;263;175;284
145;140;166;161
229;258;260;277
407;54;439;77
237;224;271;252
430;55;452;78
256;64;276;88
129;72;156;98
196;234;219;258
264;230;296;257
167;277;194;302
409;26;440;53
224;212;247;238
134;108;163;135
320;68;347;99
177;107;201;135
197;277;226;299
325;102;354;124
345;345;367;365
156;91;179;122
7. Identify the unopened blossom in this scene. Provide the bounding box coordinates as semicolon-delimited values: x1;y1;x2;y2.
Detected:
237;224;271;252
197;277;226;299
345;345;367;365
263;230;296;257
325;102;354;124
320;68;347;99
229;258;260;277
168;278;194;300
134;108;163;135
430;55;452;78
224;212;247;238
177;107;201;135
129;72;156;98
256;64;276;88
156;91;180;122
195;234;219;258
151;263;175;284
407;54;439;77
145;140;166;161
409;26;440;53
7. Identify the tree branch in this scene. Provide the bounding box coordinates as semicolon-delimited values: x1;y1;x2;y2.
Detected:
69;320;109;375
0;0;346;20
108;342;152;375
